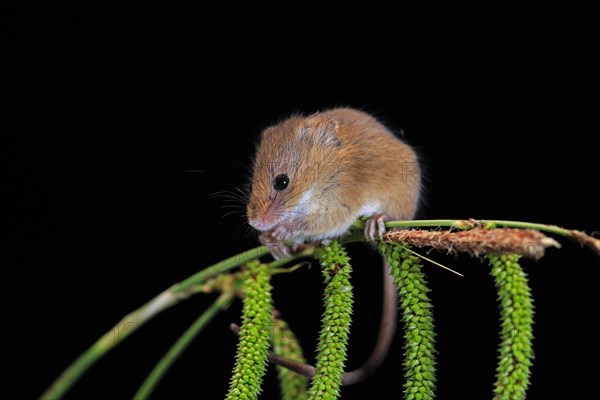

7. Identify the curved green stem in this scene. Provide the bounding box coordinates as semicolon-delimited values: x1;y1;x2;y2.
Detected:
42;245;267;400
134;292;234;399
353;218;583;238
351;219;600;255
41;287;179;400
175;245;270;293
385;219;592;239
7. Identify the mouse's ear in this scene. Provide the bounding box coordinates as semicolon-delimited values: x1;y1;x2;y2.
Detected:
301;113;341;147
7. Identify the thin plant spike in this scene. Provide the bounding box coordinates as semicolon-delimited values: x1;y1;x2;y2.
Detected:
487;254;534;400
307;241;354;400
226;261;273;400
379;242;437;400
134;291;234;399
272;316;309;400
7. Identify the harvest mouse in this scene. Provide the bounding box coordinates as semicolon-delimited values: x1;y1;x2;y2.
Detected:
247;107;421;258
245;108;421;380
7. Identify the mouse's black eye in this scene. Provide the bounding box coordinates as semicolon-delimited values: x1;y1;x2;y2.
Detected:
273;174;290;191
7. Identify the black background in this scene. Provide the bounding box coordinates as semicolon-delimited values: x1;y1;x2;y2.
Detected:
4;10;599;400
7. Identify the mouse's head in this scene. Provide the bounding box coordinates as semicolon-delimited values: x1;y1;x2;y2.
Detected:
247;112;343;233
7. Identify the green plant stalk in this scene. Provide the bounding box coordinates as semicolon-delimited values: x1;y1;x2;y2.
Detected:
387;219;569;234
380;242;436;400
46;217;584;399
41;287;179;400
134;291;234;399
352;218;586;239
487;254;534;400
176;246;270;293
272;317;309;400
226;261;273;400
42;245;268;400
307;241;354;400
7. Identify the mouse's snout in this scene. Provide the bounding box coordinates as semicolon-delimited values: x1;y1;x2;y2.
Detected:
247;196;283;232
247;213;276;232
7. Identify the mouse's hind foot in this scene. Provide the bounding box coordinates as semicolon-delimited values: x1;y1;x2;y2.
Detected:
364;213;391;241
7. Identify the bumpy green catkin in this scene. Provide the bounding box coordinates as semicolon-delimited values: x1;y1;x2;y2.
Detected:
487;254;533;400
272;316;309;400
307;241;354;400
226;261;273;400
379;242;437;400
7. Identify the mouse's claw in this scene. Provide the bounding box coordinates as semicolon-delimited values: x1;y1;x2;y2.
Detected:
259;228;303;260
271;225;293;242
259;231;290;259
365;213;390;241
269;243;291;260
259;226;293;248
264;242;309;260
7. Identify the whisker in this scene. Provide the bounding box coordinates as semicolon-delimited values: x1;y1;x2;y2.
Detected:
217;196;246;203
212;192;248;202
221;210;244;219
244;230;256;241
220;207;246;214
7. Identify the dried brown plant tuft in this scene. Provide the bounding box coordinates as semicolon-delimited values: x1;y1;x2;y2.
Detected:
384;228;561;260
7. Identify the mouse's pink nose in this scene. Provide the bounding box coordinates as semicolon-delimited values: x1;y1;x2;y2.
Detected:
249;216;277;232
248;207;282;232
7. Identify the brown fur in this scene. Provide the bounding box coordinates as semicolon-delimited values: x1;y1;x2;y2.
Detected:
247;107;421;241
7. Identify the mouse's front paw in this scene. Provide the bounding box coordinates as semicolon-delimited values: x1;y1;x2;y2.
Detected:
260;240;305;260
258;228;299;260
271;225;294;242
364;213;390;241
268;243;294;259
258;225;292;245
